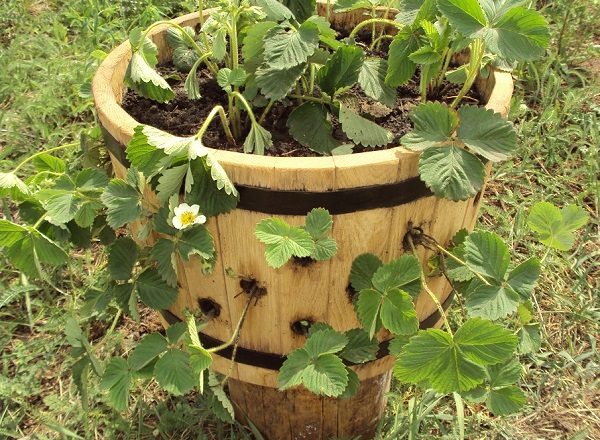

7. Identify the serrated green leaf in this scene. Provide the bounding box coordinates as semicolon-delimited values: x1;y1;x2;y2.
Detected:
108;237;138;281
455;318;517;364
139;125;208;160
506;258;540;300
100;357;131;411
358;58;396;108
42;193;83;225
173;46;200;72
126;126;169;177
350;253;382;292
166;322;187;344
129;28;158;66
409;45;441;64
401;102;457;151
487;357;521;388
263;22;319;69
166;26;196;50
254;0;295;21
100;179;142;229
466;283;520;320
385;29;420;87
356;288;383;340
156;164;188;203
0;172;30;195
256;62;306;101
380;288;419;335
278;348;312;390
517;324;540;354
255;218;315;268
457;106;516;162
304;329;348;357
419;144;485;201
178;226;215;261
32;153;66;173
135;268;177;310
242;21;277;73
339;367;360;399
205;152;238;197
340;329;378;364
464;231;510;283
305;208;333;239
388;335;410;356
437;0;487;36
129;333;168;371
312;237;338;261
154;349;195;395
516;300;534;325
212;28;227;61
487;385;526;415
150;238;178;287
217;68;247;93
302;354;349;397
184;57;203;100
184;159;238;217
209;373;235;422
338;104;393;148
125;53;174;103
75;168;109;191
281;0;315;22
287;102;341;154
372;255;422;297
527;202;589;251
243;122;273;155
317;46;364;97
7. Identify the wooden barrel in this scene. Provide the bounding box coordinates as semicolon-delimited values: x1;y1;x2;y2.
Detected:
92;4;513;439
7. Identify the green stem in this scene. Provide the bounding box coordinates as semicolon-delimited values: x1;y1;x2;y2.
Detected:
436;47;454;89
349;18;402;41
373;1;394;50
208;291;254;353
288;94;328;104
32;215;47;229
434;243;492;286
371;6;377;48
309;64;317;93
12;142;78;173
408;235;453;337
326;0;331;22
195;105;235;144
371;34;393;49
231;92;259;124
450;38;484;109
258;100;275;125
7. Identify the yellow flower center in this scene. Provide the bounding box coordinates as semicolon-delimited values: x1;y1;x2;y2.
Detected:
180;211;196;226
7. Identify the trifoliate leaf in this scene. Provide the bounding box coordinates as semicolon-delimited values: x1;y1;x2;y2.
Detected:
154;349;195;396
302;354;349;397
305;208;332;240
372;255;422;297
418;144;485;201
444;243;475;282
242;21;278;74
437;0;487;36
380;288;419;336
338;105;393;148
464;231;510;283
409;45;442;64
178;226;215;261
506;257;540;300
42;193;84;225
185;159;238;217
217;67;247;92
255;218;315;268
317;46;364;97
517;324;540;354
385;29;420;87
150;238;177;287
287;102;341;155
457;106;516;162
32;153;66;173
128;27;158;66
129;333;168;371
340;329;379;364
358;58;396;108
125;53;174;103
350;253;382;292
100;357;131;411
356;288;383;340
487;357;521;388
138;125;208;160
211;28;227;61
263;21;319;69
256;62;307;101
527;202;589;251
388;335;410;356
100;179;142;229
401;102;457;151
75;168;109;190
243;123;273;155
126;126;169;177
466;283;520;320
278;349;311;389
135;268;177;310
108;237;138;281
487;385;526;416
395;318;517;393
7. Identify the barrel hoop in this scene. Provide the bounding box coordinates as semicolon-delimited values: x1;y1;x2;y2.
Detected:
159;291;454;371
100;122;437;215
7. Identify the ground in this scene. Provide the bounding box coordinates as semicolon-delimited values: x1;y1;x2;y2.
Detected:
0;0;599;439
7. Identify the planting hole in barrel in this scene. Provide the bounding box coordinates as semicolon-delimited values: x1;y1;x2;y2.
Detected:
346;282;358;303
291;319;314;336
292;256;315;267
239;277;267;303
198;298;221;319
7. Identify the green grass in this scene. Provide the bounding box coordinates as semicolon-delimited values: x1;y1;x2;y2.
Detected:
1;0;599;439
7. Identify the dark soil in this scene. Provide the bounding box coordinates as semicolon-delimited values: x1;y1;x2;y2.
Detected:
121;31;481;157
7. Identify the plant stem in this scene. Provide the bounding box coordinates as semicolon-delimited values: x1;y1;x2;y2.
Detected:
435;47;454;89
32;214;47;230
372;1;394;50
195;105;235;144
348;18;402;41
450;38;484;109
407;235;453;336
258;100;275;125
326;0;331;22
288;94;328;104
231;91;259;124
434;243;492;286
208;291;255;353
12;142;78;173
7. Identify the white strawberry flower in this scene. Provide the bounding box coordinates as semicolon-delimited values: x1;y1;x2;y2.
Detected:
172;203;206;230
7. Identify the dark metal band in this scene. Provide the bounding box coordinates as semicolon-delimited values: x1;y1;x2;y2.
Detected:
100;123;435;215
160;290;454;371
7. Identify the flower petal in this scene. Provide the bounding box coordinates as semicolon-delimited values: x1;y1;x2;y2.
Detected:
174;203;190;216
195;215;207;225
189;204;200;215
172;216;184;230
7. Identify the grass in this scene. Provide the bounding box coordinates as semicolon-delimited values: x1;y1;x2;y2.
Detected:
0;0;599;438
